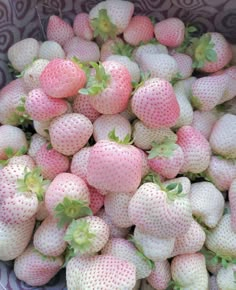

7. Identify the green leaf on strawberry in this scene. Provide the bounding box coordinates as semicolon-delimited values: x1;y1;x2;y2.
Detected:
147;140;178;159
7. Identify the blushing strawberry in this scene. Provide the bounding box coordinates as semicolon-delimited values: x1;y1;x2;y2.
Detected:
73;13;93;40
147;260;171;290
229;179;236;232
38;40;65;60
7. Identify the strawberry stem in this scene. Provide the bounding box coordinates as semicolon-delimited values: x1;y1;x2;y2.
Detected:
147;140;178;159
108;128;133;145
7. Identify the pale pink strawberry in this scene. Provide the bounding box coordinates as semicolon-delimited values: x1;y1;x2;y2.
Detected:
8;155;35;170
154;18;185;48
102;238;152;280
120;99;136;122
38;40;65;60
35;143;70;180
89;0;134;39
47;15;74;46
216;264;236;290
133;43;168;64
33;216;67;257
170;219;206;257
190;181;225;228
23;59;49;92
123;15;154;46
89;185;105;214
36;201;49;221
131;78;180;128
25;88;68;121
216;66;236;104
132;120;177;150
66;254;136;290
14;245;63;287
147;140;184;179
73;13;93;40
28;134;47;159
191;110;218;140
8;38;39;72
33;120;50;138
104;191;133;228
0;217;35;261
0;125;28;160
128;181;192;239
96;209;130;238
81;61;132;115
172;52;193;79
210;114;236;159
206;155;236;191
72;94;101;123
87;138;142;193
137;148;150;178
93;114;131;142
171;253;208;289
65;216;109;255
229;179;236;232
133;226;175;261
190;74;229;111
147;260;171;290
100;37;124;61
177;126;211;174
40;58;86;98
45;173;91;226
70;147;92;183
49;113;93;156
139;53;179;81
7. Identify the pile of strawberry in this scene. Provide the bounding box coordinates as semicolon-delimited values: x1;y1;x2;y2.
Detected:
1;0;236;289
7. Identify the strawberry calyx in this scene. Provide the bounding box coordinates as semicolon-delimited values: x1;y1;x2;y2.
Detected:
147;139;178;159
189;94;202;110
54;197;92;228
165;182;186;201
201;247;236;269
183;171;212;182
71;56;91;80
194;215;212;234
141;171;162;186
79;62;110;96
112;42;135;58
33;247;57;262
64;219;95;255
167;280;184;290
17;167;49;201
132;71;150;93
7;95;31;126
108;128;133;145
0;145;27;166
90;9;117;41
176;25;198;54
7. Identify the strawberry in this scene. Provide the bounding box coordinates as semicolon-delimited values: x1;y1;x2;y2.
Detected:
132;120;177;150
102;238;152;280
40;58;86;99
104;191;133;228
210;114;236;159
147;139;184;179
216;264;236;290
209;275;219;290
33;119;50;138
35;143;70;180
72;93;101;123
70;147;92;183
49;113;93;156
7;38;39;72
38;40;65;60
170;253;208;290
89;0;134;40
0;217;35;261
93;114;131;142
172;52;193;79
45;172;91;227
137;148;150;178
8;155;35;170
176;126;211;174
33;216;67;257
46;15;74;46
128;181;192;239
36;201;49;221
154;18;185;48
173;76;197;97
190;181;225;228
28;134;47;160
25;88;68;121
133;43;168;64
14;245;63;287
123;15;154;46
23;59;49;92
65;216;109;256
229;179;236;232
73;13;93;40
87;132;142;193
100;37;124;61
163;176;191;196
89;185;105;214
66;254;136;289
131;78;180;128
80;61;132;115
64;36;100;62
147;260;171;290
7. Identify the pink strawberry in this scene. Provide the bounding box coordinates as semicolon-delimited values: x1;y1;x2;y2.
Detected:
40;58;86;99
131;78;180;128
80;61;132;114
49;113;93;156
123;15;154;46
177;126;211;174
137;148;150;178
89;185;105;214
25;88;68;121
14;245;63;287
38;40;65;60
171;52;193;79
229;179;236;232
147;260;171;290
7;38;39;72
73;13;93;40
0;217;35;261
33;216;67;257
154;18;185;48
47;15;74;46
28;134;47;160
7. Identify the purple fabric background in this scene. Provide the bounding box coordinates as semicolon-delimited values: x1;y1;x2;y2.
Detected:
0;0;236;289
